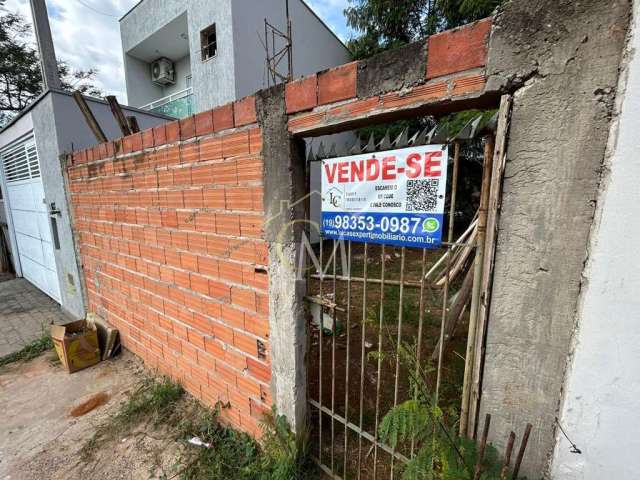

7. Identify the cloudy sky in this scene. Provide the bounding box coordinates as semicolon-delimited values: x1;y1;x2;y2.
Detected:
4;0;353;103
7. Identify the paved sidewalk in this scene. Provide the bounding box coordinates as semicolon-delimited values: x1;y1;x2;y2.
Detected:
0;277;71;358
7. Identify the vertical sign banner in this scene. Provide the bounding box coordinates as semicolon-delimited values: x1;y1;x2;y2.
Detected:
321;145;448;248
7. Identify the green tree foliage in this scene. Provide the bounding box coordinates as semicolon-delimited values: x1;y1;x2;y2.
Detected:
345;0;504;59
0;1;101;125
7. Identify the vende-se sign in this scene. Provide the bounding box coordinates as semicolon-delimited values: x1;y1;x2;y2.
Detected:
321;145;448;248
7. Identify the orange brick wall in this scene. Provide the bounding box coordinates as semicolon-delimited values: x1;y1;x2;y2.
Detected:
66;99;270;437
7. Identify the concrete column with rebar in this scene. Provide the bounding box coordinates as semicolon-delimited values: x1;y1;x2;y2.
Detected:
257;84;308;434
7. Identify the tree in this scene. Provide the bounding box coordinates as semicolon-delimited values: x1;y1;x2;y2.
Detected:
0;1;101;126
345;0;504;59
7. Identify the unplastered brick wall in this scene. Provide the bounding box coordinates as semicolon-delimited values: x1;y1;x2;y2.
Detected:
66;97;270;436
66;16;496;439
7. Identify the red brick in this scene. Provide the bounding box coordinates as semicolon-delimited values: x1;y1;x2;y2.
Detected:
240;215;263;238
231;287;255;311
209;280;231;301
426;18;491;79
191;164;215;186
222;131;250;158
236;157;262;183
195;110;214;136
203;188;226;209
318;62;357;105
247;357;271;383
285;75;318;113
213;323;234;345
211;161;237;185
216;213;240;236
165;120;181;143
198;256;218;277
183;189;204;209
199;136;223;160
218;260;244;284
153;125;167;146
234;331;259;357
220;304;245;329
245;313;269;339
191;274;210;295
233;96;257;127
180;115;196;140
142;128;154;149
213;103;234;132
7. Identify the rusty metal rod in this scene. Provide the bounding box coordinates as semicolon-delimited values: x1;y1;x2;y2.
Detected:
473;413;491;480
500;431;516;480
511;423;532;480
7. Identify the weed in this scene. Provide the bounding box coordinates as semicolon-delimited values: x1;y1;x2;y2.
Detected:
174;404;316;480
81;376;184;461
377;342;515;480
0;333;53;367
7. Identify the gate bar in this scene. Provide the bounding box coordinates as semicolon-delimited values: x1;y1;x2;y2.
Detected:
356;243;368;478
310;399;410;463
372;245;386;479
343;241;353;477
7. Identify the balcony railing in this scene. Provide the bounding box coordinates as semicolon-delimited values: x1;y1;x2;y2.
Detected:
141;87;194;118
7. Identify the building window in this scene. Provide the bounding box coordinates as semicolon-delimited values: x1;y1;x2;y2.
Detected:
200;24;217;61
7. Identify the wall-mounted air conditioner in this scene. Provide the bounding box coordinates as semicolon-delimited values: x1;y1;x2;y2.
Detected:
151;57;175;86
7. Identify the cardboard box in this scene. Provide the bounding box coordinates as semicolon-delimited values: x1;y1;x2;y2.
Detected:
51;320;101;373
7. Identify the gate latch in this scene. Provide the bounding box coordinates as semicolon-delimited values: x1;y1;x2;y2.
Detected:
49;202;61;215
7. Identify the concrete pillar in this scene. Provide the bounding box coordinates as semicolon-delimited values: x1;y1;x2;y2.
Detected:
257;84;308;433
550;1;640;477
29;0;62;91
479;0;631;477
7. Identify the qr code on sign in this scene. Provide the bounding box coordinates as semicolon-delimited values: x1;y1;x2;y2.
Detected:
407;179;440;211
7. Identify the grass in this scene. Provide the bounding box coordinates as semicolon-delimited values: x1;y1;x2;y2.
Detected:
0;332;53;367
81;376;184;461
81;375;316;480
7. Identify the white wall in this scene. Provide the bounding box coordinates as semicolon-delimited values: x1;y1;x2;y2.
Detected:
231;0;352;99
550;3;640;478
162;55;192;98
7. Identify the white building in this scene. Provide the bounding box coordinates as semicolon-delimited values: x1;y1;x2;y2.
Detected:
119;0;352;117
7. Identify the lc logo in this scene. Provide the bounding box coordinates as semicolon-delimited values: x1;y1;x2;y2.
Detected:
325;187;343;208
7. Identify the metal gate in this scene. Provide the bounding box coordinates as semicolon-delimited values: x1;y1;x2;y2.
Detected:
303;99;511;479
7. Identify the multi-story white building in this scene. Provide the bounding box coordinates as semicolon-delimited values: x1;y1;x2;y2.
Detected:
119;0;352;117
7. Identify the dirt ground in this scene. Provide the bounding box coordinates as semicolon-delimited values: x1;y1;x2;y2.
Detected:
0;351;183;480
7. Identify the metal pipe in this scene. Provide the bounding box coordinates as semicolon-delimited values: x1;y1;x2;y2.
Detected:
343;241;352;477
390;247;406;479
436;142;460;404
356;243;368;478
372;245;386;479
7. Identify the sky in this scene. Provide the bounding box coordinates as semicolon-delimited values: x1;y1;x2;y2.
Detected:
4;0;353;103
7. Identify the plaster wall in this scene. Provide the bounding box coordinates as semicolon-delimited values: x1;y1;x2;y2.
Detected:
231;0;351;99
550;2;640;477
479;1;631;477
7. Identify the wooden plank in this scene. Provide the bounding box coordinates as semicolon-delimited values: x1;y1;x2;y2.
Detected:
105;95;132;136
127;116;140;133
460;133;494;437
469;94;513;437
72;91;107;143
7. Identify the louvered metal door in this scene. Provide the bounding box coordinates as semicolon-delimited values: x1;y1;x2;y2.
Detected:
1;135;61;302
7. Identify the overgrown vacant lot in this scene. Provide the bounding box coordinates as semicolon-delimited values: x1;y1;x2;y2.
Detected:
0;345;312;480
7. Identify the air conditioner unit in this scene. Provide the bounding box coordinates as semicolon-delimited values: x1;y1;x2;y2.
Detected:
151;57;175;86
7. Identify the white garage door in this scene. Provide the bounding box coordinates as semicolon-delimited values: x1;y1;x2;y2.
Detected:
1;136;61;302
